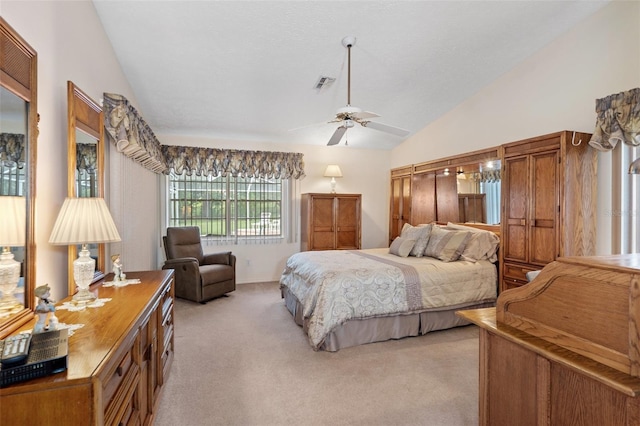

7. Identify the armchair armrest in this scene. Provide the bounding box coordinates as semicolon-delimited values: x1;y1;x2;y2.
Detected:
162;256;202;302
163;257;200;267
202;251;235;266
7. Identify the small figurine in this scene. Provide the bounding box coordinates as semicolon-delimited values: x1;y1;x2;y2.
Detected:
34;284;58;333
111;254;125;281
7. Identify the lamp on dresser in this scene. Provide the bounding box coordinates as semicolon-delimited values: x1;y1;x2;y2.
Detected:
0;196;25;311
324;164;343;193
49;197;121;303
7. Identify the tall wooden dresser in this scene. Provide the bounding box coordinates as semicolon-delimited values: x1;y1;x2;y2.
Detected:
459;255;640;426
0;270;175;426
500;131;597;292
301;193;361;251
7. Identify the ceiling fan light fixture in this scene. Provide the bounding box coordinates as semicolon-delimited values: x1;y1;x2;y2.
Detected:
342;35;356;48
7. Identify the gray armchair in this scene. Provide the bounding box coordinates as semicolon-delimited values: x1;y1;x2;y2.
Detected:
162;226;236;303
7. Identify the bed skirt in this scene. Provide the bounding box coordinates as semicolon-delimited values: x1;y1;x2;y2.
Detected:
281;287;495;352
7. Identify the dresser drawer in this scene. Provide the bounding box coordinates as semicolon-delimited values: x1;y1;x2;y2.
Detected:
102;336;140;425
503;263;537;282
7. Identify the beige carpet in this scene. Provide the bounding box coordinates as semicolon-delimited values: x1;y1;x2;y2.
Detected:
154;282;480;426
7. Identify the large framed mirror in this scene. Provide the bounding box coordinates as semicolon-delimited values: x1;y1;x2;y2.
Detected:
0;17;38;338
66;81;105;295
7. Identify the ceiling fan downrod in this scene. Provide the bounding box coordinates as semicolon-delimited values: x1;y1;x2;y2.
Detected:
342;36;356;107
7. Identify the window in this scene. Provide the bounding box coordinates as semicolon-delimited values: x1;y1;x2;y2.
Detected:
167;171;286;241
0;161;25;196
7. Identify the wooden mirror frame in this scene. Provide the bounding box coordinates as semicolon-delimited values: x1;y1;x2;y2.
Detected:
66;81;105;295
0;17;38;338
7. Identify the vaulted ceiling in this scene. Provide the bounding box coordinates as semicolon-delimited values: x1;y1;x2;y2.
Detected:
92;1;608;150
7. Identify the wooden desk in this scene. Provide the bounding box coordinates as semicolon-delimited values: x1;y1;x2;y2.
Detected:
458;255;640;426
0;270;175;426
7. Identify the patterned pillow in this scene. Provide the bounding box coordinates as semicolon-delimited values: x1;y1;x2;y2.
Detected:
424;227;472;262
388;237;416;257
400;223;433;257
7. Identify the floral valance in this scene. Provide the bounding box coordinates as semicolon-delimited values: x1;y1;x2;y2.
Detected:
0;133;25;167
588;88;640;151
479;169;501;183
76;143;97;173
102;92;167;173
162;145;306;180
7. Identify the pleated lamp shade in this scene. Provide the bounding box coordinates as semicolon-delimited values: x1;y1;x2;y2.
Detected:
0;196;26;247
49;197;121;245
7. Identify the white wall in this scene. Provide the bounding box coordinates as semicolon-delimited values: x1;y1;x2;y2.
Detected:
4;0;637;295
2;0;143;299
392;1;640;255
157;135;391;283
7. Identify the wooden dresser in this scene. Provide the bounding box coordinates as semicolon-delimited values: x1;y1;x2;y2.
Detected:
0;270;175;426
458;255;640;426
301;193;361;251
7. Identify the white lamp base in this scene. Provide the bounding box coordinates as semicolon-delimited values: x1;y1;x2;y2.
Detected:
330;177;337;193
0;248;21;311
72;245;97;303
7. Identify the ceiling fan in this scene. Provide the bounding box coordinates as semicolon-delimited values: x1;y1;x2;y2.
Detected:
326;36;410;146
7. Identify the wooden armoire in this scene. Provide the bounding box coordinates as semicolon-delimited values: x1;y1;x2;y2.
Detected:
500;130;597;292
301;193;361;251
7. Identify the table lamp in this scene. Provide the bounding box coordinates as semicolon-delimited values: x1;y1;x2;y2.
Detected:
0;196;26;311
49;197;121;303
324;164;343;193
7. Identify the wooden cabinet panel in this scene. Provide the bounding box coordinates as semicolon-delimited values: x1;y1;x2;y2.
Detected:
411;172;436;225
301;193;361;251
530;151;559;265
486;332;540;426
310;196;335;250
435;173;459;223
389;173;411;241
503;156;529;263
458;193;486;223
336;196;359;249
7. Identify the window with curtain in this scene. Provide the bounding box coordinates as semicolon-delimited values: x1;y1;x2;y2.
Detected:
611;143;640;254
167;171;290;244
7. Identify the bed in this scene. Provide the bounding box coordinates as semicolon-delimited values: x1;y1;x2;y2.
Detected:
279;222;500;351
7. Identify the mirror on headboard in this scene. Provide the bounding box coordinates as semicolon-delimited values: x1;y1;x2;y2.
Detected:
0;17;38;338
66;81;106;295
455;159;501;225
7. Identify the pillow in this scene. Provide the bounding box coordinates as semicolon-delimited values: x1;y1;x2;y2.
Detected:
389;237;416;257
445;222;500;262
400;223;433;257
424;226;471;262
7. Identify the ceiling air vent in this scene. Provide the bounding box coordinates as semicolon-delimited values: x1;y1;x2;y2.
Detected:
314;76;335;90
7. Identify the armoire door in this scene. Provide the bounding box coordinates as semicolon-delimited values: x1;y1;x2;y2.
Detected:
390;175;411;241
310;196;336;250
335;196;360;249
529;150;559;265
435;173;459;223
411;172;436;225
503;155;529;263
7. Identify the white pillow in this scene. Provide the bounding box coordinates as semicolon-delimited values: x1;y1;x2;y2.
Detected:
400;223;432;257
446;222;499;262
389;237;416;257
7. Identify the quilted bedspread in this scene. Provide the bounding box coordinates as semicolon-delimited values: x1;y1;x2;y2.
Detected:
279;248;497;349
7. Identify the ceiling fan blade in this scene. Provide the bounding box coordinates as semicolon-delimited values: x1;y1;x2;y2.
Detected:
361;121;410;137
327;126;348;146
353;111;380;120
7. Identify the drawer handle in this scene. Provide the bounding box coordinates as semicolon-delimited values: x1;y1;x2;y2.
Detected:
116;366;123;376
